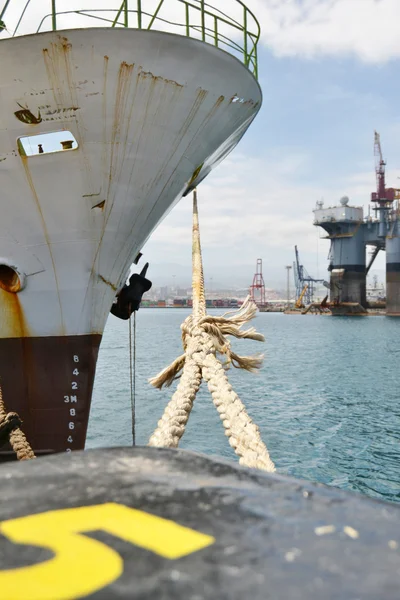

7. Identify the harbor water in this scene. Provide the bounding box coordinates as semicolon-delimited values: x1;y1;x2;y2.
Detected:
87;310;400;504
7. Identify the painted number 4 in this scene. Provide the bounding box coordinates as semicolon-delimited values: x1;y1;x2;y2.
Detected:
73;369;79;376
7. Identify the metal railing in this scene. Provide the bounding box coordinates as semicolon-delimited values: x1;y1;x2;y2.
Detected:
0;0;260;77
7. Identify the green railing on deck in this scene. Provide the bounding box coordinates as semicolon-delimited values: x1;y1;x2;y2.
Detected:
0;0;260;77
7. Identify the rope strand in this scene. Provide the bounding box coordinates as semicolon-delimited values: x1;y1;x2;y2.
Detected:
148;190;275;472
129;306;136;446
0;385;35;461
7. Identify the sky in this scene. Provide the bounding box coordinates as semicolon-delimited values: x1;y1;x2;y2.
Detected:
3;0;400;288
143;0;400;288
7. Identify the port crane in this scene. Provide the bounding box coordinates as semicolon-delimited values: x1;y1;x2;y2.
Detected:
368;132;400;271
293;246;324;306
295;284;308;309
250;259;266;306
371;131;400;204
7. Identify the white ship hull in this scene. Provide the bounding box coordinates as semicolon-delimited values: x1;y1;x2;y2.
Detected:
0;28;261;453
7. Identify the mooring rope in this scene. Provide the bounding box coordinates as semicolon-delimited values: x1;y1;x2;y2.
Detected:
129;307;136;446
0;385;35;460
148;190;275;472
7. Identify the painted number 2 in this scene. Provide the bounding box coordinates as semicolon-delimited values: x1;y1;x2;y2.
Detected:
0;503;214;600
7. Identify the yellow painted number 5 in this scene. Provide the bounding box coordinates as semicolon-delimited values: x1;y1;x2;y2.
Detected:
0;502;215;600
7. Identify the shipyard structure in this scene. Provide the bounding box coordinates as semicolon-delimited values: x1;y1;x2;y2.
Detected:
314;133;400;316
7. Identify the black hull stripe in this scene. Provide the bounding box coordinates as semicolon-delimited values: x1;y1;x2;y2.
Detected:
330;264;365;273
386;263;400;273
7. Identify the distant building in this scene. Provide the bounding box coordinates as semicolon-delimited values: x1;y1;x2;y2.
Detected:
159;286;168;300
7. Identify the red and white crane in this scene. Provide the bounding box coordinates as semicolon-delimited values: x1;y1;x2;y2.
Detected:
250;259;266;306
371;131;397;204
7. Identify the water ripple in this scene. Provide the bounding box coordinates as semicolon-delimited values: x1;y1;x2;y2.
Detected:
88;310;400;504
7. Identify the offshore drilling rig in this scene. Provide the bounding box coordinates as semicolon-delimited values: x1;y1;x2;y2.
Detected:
314;132;400;316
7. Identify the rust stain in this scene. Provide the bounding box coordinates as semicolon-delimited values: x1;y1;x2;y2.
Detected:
126;80;202;205
183;92;255;169
14;104;42;125
177;88;209;139
0;288;30;338
98;274;117;291
101;64;185;266
20;156;65;334
187;163;204;187
101;55;109;198
142;87;210;197
130;90;235;239
87;65;219;321
139;70;184;89
91;200;105;210
75;55;111;334
90;60;136;309
43;36;94;193
230;94;258;109
108;61;135;190
42;37;73;109
103;79;209;285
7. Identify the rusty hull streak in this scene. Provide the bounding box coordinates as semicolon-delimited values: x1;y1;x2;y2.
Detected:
73;55;111;334
20;156;65;334
229;94;258;107
42;38;73;109
98;274;117;291
146;89;217;195
91;200;106;210
0;289;35;421
108;86;220;293
90;60;164;319
123;92;253;269
101;55;109;204
90;59;136;310
99;63;188;302
187;163;204;188
139;69;184;89
84;60;251;325
124;84;207;209
107;61;135;197
42;35;94;193
0;289;30;338
88;59;138;307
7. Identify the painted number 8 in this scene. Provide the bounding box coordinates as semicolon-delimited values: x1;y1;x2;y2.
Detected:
73;355;79;363
0;503;214;600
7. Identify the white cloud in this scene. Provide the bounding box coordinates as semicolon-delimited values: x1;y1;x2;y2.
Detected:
144;148;380;282
4;0;400;63
248;0;400;63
